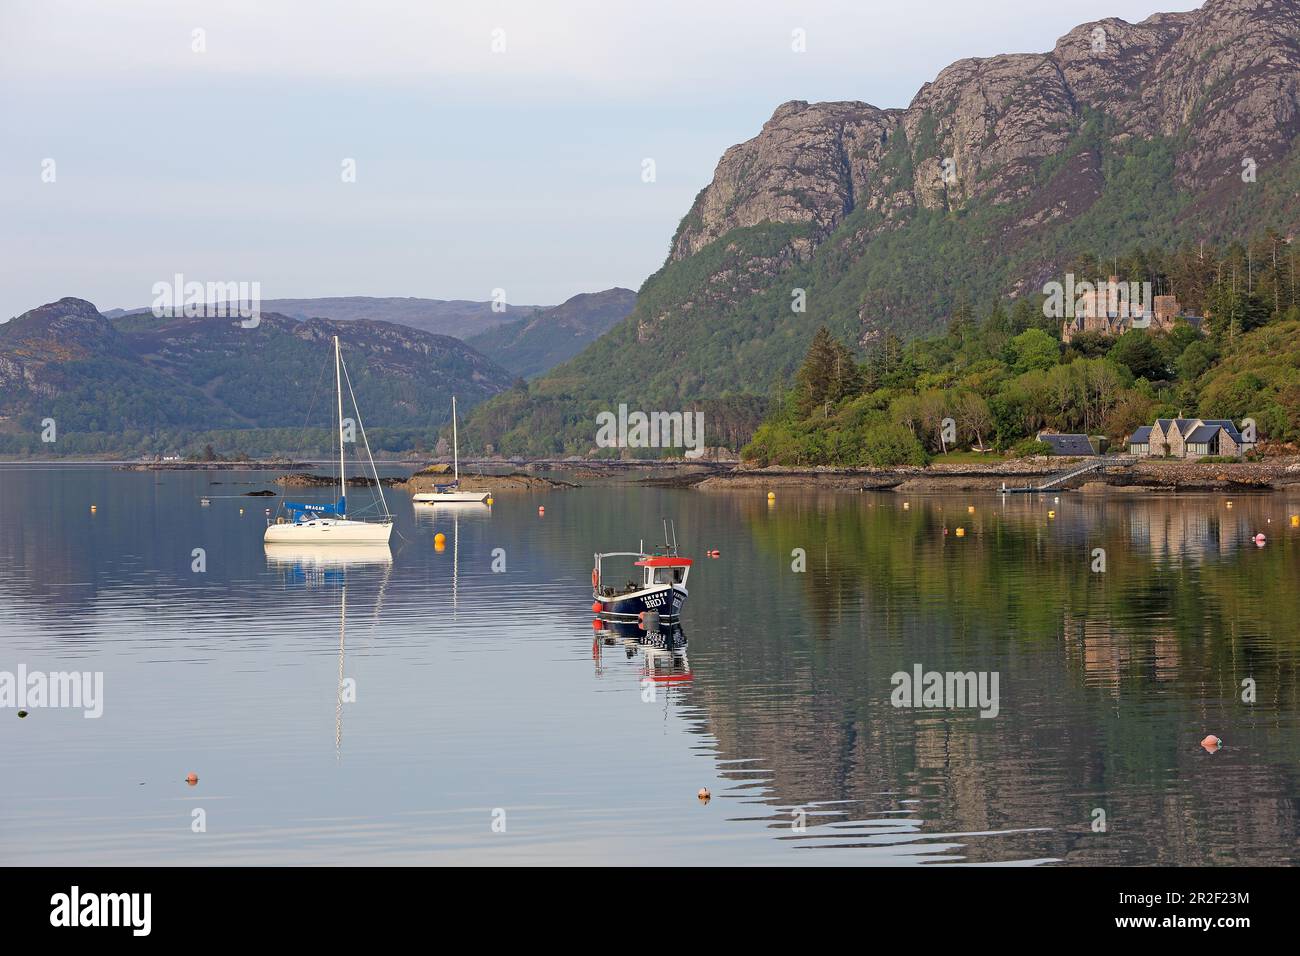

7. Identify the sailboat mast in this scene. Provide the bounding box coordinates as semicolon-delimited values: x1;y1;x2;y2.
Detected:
452;396;459;484
335;335;346;511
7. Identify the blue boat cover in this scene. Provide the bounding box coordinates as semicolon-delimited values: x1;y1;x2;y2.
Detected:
285;497;346;518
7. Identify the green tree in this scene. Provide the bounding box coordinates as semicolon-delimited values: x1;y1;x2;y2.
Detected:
1108;330;1167;380
1008;328;1059;373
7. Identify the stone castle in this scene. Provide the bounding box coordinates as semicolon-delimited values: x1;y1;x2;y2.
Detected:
1060;277;1191;344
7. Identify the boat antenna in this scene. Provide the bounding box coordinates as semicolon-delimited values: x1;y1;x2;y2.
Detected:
335;335;345;514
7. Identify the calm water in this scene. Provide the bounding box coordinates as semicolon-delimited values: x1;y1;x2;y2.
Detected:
2;465;1298;865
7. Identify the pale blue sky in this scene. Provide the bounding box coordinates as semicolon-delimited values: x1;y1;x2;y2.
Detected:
0;0;1201;320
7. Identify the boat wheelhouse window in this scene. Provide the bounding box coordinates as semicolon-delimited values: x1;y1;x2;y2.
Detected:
653;567;683;584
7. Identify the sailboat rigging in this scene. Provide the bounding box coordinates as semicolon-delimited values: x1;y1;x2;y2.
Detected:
412;395;492;504
264;335;394;545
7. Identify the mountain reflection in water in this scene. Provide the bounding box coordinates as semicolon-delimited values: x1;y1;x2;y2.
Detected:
0;467;1296;864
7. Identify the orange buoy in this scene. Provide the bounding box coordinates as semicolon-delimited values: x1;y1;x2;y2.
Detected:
955;527;965;537
434;532;446;546
697;787;711;801
185;773;198;786
591;601;602;614
591;619;602;629
1200;735;1221;753
591;568;599;588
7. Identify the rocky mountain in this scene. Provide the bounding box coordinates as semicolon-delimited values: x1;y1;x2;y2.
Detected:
0;298;515;455
468;0;1300;455
103;295;547;339
463;288;637;379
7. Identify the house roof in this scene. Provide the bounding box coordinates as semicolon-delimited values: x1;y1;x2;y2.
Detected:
1037;433;1096;456
1198;419;1242;441
1129;426;1153;443
1185;424;1222;443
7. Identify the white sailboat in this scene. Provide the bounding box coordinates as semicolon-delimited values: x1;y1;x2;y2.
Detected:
264;335;394;545
412;396;492;504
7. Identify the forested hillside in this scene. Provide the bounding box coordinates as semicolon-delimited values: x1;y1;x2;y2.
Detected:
744;234;1300;465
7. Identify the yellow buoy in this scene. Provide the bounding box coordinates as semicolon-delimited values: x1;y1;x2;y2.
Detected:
486;497;494;506
434;540;446;552
1291;515;1299;528
1226;501;1233;508
767;491;775;501
955;527;966;537
89;505;97;513
1048;510;1056;518
434;532;446;546
967;505;975;514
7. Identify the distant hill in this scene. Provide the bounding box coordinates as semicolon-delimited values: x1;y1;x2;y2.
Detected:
0;298;515;457
102;295;547;339
464;288;636;379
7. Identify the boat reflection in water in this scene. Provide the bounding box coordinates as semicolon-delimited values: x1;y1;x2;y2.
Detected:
591;617;690;684
411;500;490;526
264;543;393;756
264;543;393;585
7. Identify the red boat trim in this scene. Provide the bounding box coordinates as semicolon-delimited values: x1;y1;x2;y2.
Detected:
634;557;694;567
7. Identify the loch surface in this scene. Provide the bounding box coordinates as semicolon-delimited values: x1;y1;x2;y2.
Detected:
1;465;1297;864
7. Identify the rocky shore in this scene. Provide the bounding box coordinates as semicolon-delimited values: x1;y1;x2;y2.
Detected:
692;457;1300;493
399;465;576;495
119;460;310;471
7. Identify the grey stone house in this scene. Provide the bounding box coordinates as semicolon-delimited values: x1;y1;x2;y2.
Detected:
1128;419;1252;458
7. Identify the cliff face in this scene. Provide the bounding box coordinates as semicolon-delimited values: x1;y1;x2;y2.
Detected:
464;0;1300;456
672;0;1298;264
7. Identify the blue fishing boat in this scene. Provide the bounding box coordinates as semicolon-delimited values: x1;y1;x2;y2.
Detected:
592;521;691;623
